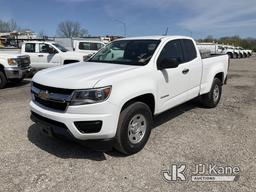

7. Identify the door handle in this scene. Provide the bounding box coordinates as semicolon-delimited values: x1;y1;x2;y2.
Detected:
38;55;44;57
182;69;189;74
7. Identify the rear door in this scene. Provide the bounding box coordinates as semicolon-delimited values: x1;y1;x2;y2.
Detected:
23;43;38;69
156;39;191;111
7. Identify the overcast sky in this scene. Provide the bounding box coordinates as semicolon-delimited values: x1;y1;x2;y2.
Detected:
0;0;255;38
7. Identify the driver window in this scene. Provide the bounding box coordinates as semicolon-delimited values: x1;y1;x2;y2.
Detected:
39;43;56;53
157;40;184;65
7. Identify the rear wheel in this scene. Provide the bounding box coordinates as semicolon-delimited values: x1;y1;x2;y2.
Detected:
200;78;222;108
0;71;7;89
114;102;153;155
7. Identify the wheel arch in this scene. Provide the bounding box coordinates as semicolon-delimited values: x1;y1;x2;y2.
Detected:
121;93;156;115
214;72;224;84
0;64;5;71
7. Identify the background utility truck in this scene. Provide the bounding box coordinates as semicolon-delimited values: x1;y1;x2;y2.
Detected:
0;52;31;88
20;41;88;71
73;40;105;56
30;36;229;155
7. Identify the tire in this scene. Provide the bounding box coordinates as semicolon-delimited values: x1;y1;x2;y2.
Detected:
200;78;222;108
114;102;153;155
0;71;7;89
227;53;233;59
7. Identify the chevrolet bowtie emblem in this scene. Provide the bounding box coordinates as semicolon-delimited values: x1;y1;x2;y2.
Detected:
38;90;49;100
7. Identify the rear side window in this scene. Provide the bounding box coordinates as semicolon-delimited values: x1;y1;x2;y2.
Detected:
157;40;184;64
25;43;36;53
182;39;197;62
79;42;103;51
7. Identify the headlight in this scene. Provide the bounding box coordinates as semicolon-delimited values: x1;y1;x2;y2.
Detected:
70;86;111;105
8;58;18;65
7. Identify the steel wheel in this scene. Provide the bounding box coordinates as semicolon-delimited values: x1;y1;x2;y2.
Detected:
213;84;220;103
128;114;147;144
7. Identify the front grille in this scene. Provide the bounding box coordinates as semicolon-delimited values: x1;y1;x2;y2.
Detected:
35;95;68;111
18;56;30;68
33;82;74;95
32;82;74;111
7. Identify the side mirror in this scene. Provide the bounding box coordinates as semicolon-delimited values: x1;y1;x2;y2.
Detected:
157;58;179;70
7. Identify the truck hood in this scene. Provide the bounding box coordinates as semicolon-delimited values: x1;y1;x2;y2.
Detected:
0;52;26;58
33;62;139;89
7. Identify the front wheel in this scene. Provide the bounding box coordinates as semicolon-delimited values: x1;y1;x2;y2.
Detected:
0;71;7;89
200;78;222;108
114;102;153;155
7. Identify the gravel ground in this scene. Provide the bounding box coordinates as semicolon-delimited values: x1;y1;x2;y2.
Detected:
0;57;255;192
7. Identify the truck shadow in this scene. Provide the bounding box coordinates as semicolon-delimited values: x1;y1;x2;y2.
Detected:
27;99;199;159
153;99;199;129
27;124;107;161
5;79;31;89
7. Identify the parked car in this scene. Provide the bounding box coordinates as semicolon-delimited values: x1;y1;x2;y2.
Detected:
0;52;31;88
234;47;246;58
73;40;105;57
21;41;88;71
236;47;252;57
223;46;241;59
30;36;229;155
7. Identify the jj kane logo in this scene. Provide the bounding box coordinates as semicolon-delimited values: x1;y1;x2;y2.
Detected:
162;163;240;182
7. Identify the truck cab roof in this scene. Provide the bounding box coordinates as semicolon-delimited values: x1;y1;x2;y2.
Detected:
120;35;193;41
23;41;55;44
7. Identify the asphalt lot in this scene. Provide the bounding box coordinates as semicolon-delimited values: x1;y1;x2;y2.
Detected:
0;57;256;192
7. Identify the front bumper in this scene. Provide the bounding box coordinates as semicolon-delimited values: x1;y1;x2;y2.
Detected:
30;100;120;141
5;66;31;79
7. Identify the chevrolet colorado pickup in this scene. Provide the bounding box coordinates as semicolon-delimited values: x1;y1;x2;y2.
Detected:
0;52;31;88
30;36;229;155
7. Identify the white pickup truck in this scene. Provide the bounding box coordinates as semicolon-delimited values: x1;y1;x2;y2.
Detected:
21;41;88;70
73;40;105;56
30;36;229;155
0;52;31;88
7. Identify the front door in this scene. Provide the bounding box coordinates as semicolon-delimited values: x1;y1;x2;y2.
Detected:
156;39;191;112
37;43;61;69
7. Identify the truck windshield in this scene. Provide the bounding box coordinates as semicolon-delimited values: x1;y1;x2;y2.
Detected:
88;40;160;66
53;43;68;52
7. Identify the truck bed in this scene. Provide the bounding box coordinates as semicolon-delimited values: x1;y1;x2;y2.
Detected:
200;54;229;95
